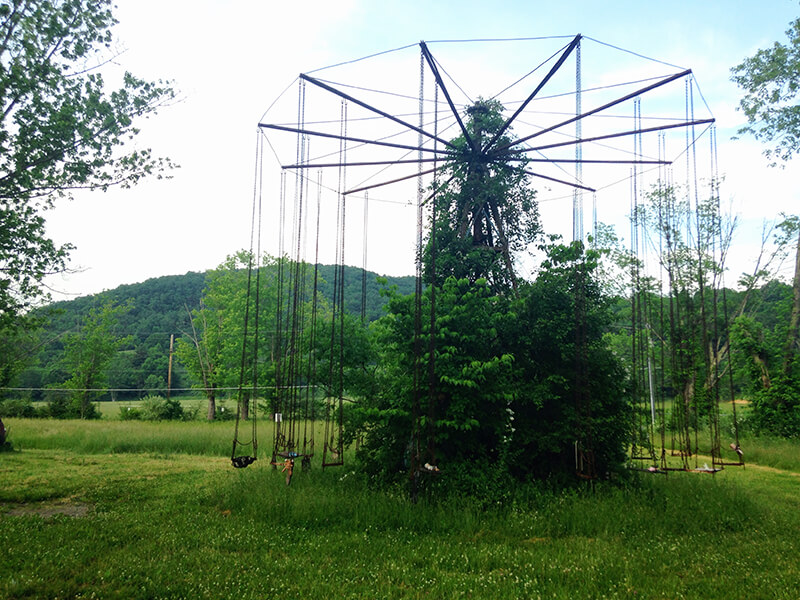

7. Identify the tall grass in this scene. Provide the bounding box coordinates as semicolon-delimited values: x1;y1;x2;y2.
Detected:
10;415;800;474
739;434;800;471
216;463;765;538
6;417;338;460
8;418;234;456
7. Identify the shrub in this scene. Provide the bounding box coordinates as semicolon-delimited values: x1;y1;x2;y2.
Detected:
0;397;36;418
355;244;631;496
119;405;142;420
45;394;101;419
214;402;235;421
719;407;753;439
139;395;185;421
45;393;71;419
181;401;201;421
751;376;800;436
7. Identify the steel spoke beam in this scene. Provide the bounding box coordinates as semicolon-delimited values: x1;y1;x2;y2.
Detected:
259;123;455;156
485;34;582;151
522;169;596;192
495;68;694;153
282;157;667;169
282;158;447;169
344;165;446;196
300;73;457;150
420;41;476;152
511;118;714;154
421;173;456;207
509;158;670;165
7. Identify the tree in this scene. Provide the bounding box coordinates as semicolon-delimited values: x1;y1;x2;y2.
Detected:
176;252;280;420
425;99;540;292
58;300;131;418
356;243;629;494
356;276;517;491
778;216;800;377
177;299;223;421
733;19;800;433
505;242;629;480
0;312;41;399
731;17;800;164
0;0;175;328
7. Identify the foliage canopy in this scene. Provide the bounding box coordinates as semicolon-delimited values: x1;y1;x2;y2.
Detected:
0;0;175;328
425;99;540;292
731;16;800;164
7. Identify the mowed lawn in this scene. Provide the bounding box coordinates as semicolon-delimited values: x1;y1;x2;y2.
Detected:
2;419;800;599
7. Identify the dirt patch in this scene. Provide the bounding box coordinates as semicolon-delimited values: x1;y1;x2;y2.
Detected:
4;499;92;518
732;399;750;405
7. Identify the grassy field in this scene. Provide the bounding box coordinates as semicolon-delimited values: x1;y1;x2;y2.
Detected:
2;419;800;599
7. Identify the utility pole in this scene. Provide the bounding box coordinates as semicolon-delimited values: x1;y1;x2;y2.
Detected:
167;334;174;400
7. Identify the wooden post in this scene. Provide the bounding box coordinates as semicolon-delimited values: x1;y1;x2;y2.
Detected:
167;334;174;400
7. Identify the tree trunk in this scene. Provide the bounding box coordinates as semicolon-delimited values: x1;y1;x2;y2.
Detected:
782;228;800;377
753;351;772;389
80;390;89;419
240;390;250;420
206;386;216;421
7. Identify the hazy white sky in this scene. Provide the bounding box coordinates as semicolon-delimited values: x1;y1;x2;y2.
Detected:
43;0;800;299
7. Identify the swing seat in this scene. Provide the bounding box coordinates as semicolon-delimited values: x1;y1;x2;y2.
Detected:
690;463;721;474
232;455;257;469
413;462;441;475
277;451;302;459
629;454;656;461
628;463;666;474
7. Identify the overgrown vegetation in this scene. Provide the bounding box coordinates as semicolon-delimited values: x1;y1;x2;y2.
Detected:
356;242;629;494
344;102;632;494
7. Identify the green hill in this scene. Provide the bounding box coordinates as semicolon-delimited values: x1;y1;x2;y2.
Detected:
15;266;415;400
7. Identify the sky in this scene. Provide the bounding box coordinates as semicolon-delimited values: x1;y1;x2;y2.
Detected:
43;0;800;300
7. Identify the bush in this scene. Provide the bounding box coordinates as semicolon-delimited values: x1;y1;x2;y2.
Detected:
46;394;71;419
214;402;235;421
119;405;142;420
0;397;37;418
355;244;631;495
181;401;201;421
751;376;800;436
139;395;184;421
45;394;101;419
719;407;754;438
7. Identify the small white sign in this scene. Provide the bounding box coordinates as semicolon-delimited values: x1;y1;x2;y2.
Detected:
274;413;282;423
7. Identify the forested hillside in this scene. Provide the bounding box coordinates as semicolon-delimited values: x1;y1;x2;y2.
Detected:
12;266;414;400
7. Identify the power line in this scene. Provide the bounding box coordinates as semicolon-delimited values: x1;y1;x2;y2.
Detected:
1;385;316;393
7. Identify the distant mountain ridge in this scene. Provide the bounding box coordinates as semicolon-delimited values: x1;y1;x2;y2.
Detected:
17;266;415;399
